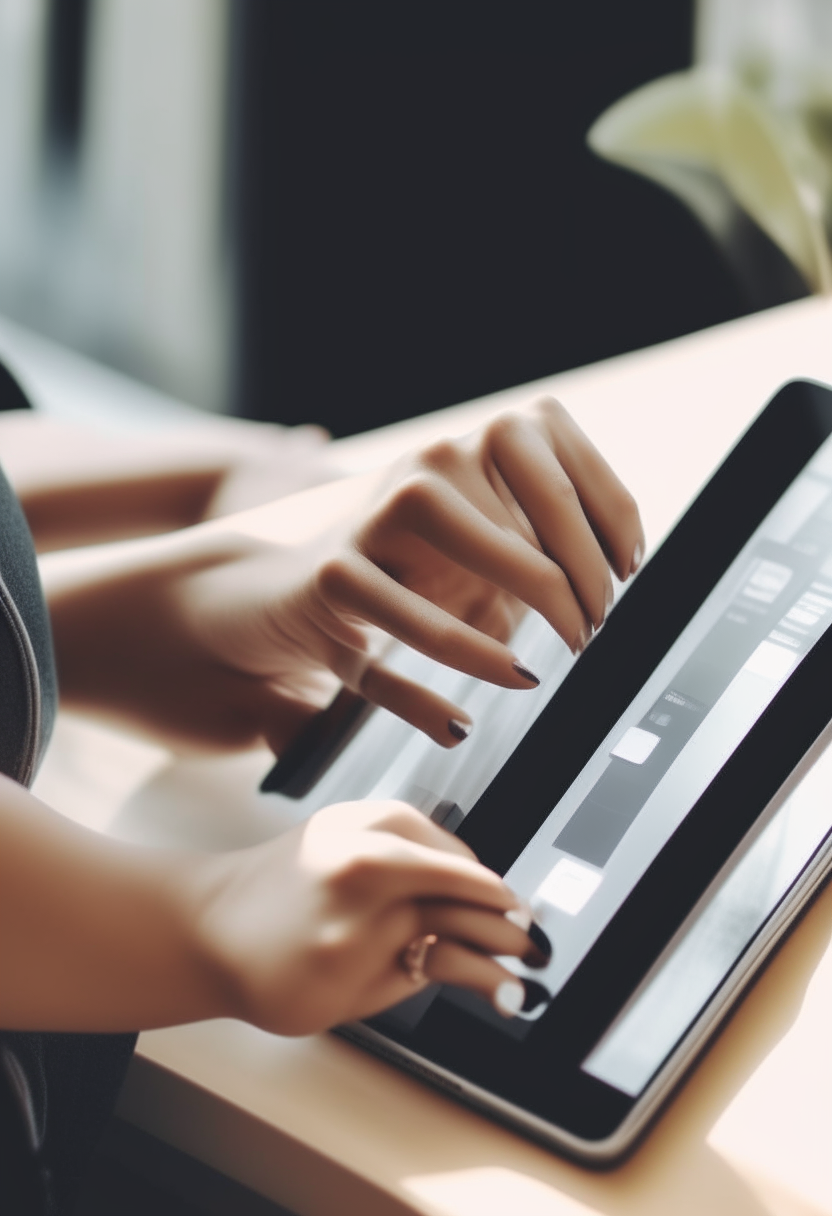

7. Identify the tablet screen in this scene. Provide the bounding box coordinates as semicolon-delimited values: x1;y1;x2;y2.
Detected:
379;399;832;1035
497;428;832;1012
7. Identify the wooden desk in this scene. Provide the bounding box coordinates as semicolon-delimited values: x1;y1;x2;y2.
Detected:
6;298;832;1216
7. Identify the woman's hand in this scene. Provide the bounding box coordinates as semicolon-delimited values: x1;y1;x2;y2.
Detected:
44;397;644;753
197;800;550;1034
183;397;644;748
1;784;547;1033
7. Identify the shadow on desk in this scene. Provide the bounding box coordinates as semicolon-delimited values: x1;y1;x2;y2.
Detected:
76;1118;294;1216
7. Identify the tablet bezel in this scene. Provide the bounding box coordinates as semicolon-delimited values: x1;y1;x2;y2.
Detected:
350;378;832;1154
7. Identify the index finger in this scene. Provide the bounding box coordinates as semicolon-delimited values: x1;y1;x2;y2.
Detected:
533;397;645;580
329;828;518;912
483;412;613;627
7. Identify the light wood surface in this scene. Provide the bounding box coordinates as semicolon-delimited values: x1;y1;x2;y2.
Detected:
14;297;832;1215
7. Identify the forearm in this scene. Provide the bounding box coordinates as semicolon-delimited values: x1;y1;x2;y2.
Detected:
0;410;337;552
0;772;235;1032
0;412;230;550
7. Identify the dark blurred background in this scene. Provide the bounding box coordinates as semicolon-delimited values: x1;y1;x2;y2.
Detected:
231;1;748;434
0;1;754;436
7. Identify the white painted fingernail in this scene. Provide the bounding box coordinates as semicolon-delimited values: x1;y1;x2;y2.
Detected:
631;541;644;574
574;621;591;653
504;907;532;932
494;980;525;1018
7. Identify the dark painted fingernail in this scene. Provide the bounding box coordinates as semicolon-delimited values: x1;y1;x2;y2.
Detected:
448;718;471;741
521;978;552;1013
512;660;540;686
522;921;553;969
526;921;553;964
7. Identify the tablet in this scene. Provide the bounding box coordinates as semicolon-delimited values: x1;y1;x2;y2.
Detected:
307;377;832;1165
261;379;832;1161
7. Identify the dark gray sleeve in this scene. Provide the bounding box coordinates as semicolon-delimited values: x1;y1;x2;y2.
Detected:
0;357;57;783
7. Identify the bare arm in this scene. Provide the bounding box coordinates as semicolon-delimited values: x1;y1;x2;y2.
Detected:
0;772;221;1031
0;410;335;551
0;783;543;1033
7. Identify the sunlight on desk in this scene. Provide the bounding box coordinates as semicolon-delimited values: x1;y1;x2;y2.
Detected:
709;896;832;1215
403;1167;600;1216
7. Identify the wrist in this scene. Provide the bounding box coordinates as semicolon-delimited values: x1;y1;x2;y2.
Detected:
0;778;244;1030
180;847;271;1027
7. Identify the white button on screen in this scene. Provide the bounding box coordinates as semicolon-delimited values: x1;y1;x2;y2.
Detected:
611;726;661;765
743;640;797;681
742;559;793;603
536;858;602;915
